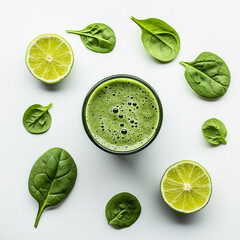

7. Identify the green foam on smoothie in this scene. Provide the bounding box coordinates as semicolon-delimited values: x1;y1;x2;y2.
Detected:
85;77;161;152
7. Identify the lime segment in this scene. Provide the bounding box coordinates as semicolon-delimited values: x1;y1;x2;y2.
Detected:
160;160;212;213
26;34;74;84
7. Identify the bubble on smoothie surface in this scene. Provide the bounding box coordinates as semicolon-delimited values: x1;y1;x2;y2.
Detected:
113;107;118;113
121;129;127;134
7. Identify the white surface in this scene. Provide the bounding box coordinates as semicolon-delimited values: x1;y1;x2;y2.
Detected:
0;0;239;239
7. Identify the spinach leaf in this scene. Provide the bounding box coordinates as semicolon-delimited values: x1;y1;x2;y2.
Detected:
105;192;141;229
202;118;227;145
28;147;77;228
180;52;231;99
23;103;52;134
131;16;180;62
66;23;116;53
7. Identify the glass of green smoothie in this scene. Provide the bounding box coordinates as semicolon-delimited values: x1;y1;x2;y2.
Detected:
82;74;163;155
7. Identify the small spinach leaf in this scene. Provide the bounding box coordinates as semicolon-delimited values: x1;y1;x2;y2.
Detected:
202;118;227;145
28;147;77;228
66;23;116;53
180;52;231;99
23;103;52;134
131;16;180;62
105;192;141;229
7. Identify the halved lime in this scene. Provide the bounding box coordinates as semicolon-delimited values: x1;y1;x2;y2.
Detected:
26;34;74;84
160;160;212;214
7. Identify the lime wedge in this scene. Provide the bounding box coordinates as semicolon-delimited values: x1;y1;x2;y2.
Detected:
25;34;74;84
160;160;212;213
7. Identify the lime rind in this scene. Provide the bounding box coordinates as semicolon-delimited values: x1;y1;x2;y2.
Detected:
160;160;212;214
25;33;74;84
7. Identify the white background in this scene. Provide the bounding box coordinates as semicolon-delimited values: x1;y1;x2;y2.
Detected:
1;0;239;239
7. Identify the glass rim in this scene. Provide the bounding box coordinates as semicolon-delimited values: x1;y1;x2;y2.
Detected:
82;74;163;155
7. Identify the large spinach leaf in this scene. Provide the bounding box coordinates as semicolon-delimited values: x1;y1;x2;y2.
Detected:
131;16;180;62
28;147;77;228
23;103;52;134
66;23;116;53
105;192;141;229
180;52;231;99
202;118;227;145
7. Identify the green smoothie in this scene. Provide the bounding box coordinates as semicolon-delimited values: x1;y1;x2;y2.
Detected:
82;75;163;154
